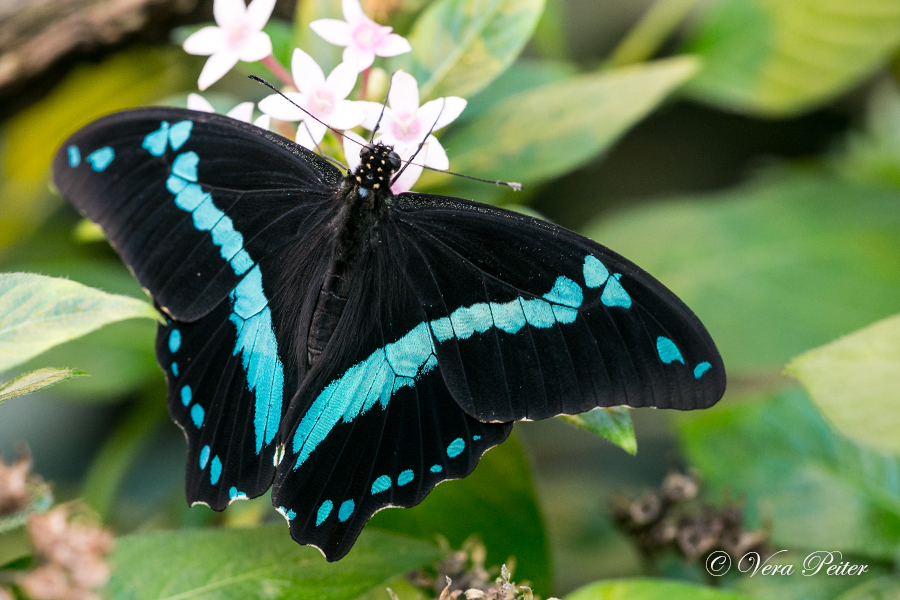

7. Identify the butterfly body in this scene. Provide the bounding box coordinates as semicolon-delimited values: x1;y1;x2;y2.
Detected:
53;108;725;560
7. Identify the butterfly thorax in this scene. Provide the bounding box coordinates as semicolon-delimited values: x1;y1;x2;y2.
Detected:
306;143;402;368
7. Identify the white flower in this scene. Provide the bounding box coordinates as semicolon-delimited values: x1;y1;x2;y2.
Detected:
187;93;271;129
310;0;411;72
183;0;276;90
258;49;364;150
356;70;465;191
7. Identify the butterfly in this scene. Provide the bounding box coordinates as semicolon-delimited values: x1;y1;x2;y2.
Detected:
53;107;725;561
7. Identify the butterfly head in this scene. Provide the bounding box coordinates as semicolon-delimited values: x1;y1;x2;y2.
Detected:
351;142;402;196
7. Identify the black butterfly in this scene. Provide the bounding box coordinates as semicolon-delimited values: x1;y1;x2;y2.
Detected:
53;108;725;560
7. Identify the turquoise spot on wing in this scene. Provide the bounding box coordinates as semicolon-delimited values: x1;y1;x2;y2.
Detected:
278;506;296;521
190;404;205;427
191;196;225;230
67;146;81;167
228;487;247;500
316;500;333;525
656;337;684;364
143;122;170;156
694;362;712;379
210;456;222;485
450;303;493;339
371;475;391;494
473;435;481;441
521;298;555;328
199;445;210;469
172;151;199;181
447;438;465;458
583;255;609;288
338;500;355;522
543;276;583;308
490;300;526;333
171;362;179;376
168;329;181;353
397;470;414;486
87;147;114;171
168;120;193;150
601;273;632;308
430;464;442;473
180;385;191;406
430;317;454;342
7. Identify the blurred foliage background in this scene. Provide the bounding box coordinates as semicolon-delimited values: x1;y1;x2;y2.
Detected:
1;0;900;599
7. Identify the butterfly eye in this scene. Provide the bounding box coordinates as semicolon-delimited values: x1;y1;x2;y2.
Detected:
361;144;376;159
387;151;401;172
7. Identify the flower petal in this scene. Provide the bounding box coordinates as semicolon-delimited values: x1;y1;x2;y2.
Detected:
343;130;367;171
342;0;367;24
253;114;271;130
417;96;467;131
237;30;272;62
197;51;240;90
187;93;215;113
245;0;276;31
296;119;328;150
422;135;449;170
391;156;424;194
183;26;226;56
227;101;255;122
258;92;307;121
359;101;392;131
325;62;359;101
374;33;411;58
342;44;376;71
310;19;352;46
388;70;419;114
214;0;247;29
291;48;325;91
326;100;365;129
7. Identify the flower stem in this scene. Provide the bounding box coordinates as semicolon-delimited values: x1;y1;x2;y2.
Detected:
360;66;371;101
261;55;293;87
606;0;699;67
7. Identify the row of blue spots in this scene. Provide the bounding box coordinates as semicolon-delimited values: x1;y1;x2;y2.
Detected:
292;275;587;470
315;499;357;526
656;336;713;380
145;120;285;457
198;445;223;486
582;255;632;308
67;144;115;172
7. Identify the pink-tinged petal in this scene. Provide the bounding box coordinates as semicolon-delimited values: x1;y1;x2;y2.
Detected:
417;96;466;131
388;70;419;114
226;101;255;122
237;30;272;62
253;114;271;130
187;93;215;113
245;0;276;31
359;101;392;131
342;131;367;171
310;19;352;46
291;48;325;92
197;51;240;90
326;100;364;129
296;119;328;149
342;0;367;24
422;135;449;170
183;26;226;56
391;158;424;194
374;33;411;58
214;0;247;29
258;92;307;121
325;62;359;100
342;44;375;71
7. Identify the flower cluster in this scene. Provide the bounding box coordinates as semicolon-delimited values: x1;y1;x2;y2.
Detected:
181;0;464;193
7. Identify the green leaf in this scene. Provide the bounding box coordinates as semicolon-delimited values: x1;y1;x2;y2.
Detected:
368;434;551;593
683;0;900;116
0;527;31;567
0;273;161;373
419;57;698;203
785;313;900;454
838;78;900;188
607;0;700;67
563;578;755;600
402;0;546;100
585;173;900;373
108;527;442;600
559;407;637;455
835;577;900;600
0;367;86;403
677;387;900;560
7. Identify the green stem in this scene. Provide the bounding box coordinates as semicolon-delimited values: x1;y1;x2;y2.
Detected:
607;0;699;67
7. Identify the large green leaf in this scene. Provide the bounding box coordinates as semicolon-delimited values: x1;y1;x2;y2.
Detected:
564;579;754;600
677;388;900;560
585;173;900;373
838;78;900;188
401;0;545;100
0;48;193;256
420;57;697;204
683;0;900;116
785;313;900;454
367;433;551;593
0;367;86;403
108;527;442;600
0;273;160;373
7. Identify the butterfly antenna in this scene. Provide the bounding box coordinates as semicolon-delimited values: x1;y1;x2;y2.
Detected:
249;75;352;144
419;165;523;191
391;99;446;185
369;73;394;143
